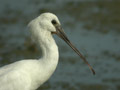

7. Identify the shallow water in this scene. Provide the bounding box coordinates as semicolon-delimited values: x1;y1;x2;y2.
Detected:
0;0;120;90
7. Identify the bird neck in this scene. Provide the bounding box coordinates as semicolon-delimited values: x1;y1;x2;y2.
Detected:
38;33;59;63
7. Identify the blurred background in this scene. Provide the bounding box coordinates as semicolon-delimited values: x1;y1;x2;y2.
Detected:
0;0;120;90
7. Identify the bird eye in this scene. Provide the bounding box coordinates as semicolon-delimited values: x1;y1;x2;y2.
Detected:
51;20;57;25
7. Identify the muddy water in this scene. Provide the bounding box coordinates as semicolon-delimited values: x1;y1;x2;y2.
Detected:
0;1;120;90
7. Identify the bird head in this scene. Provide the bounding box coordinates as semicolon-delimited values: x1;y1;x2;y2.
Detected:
28;12;95;75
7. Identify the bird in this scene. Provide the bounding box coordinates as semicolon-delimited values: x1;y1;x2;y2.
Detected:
0;12;95;90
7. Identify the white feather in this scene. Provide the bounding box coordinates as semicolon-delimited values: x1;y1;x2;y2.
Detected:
0;13;59;90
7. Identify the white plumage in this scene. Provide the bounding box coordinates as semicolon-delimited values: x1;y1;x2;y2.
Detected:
0;12;95;90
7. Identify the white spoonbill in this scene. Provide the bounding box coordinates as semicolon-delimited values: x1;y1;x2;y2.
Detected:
0;12;95;90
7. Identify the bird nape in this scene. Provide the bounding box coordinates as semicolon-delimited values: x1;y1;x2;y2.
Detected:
0;12;95;90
